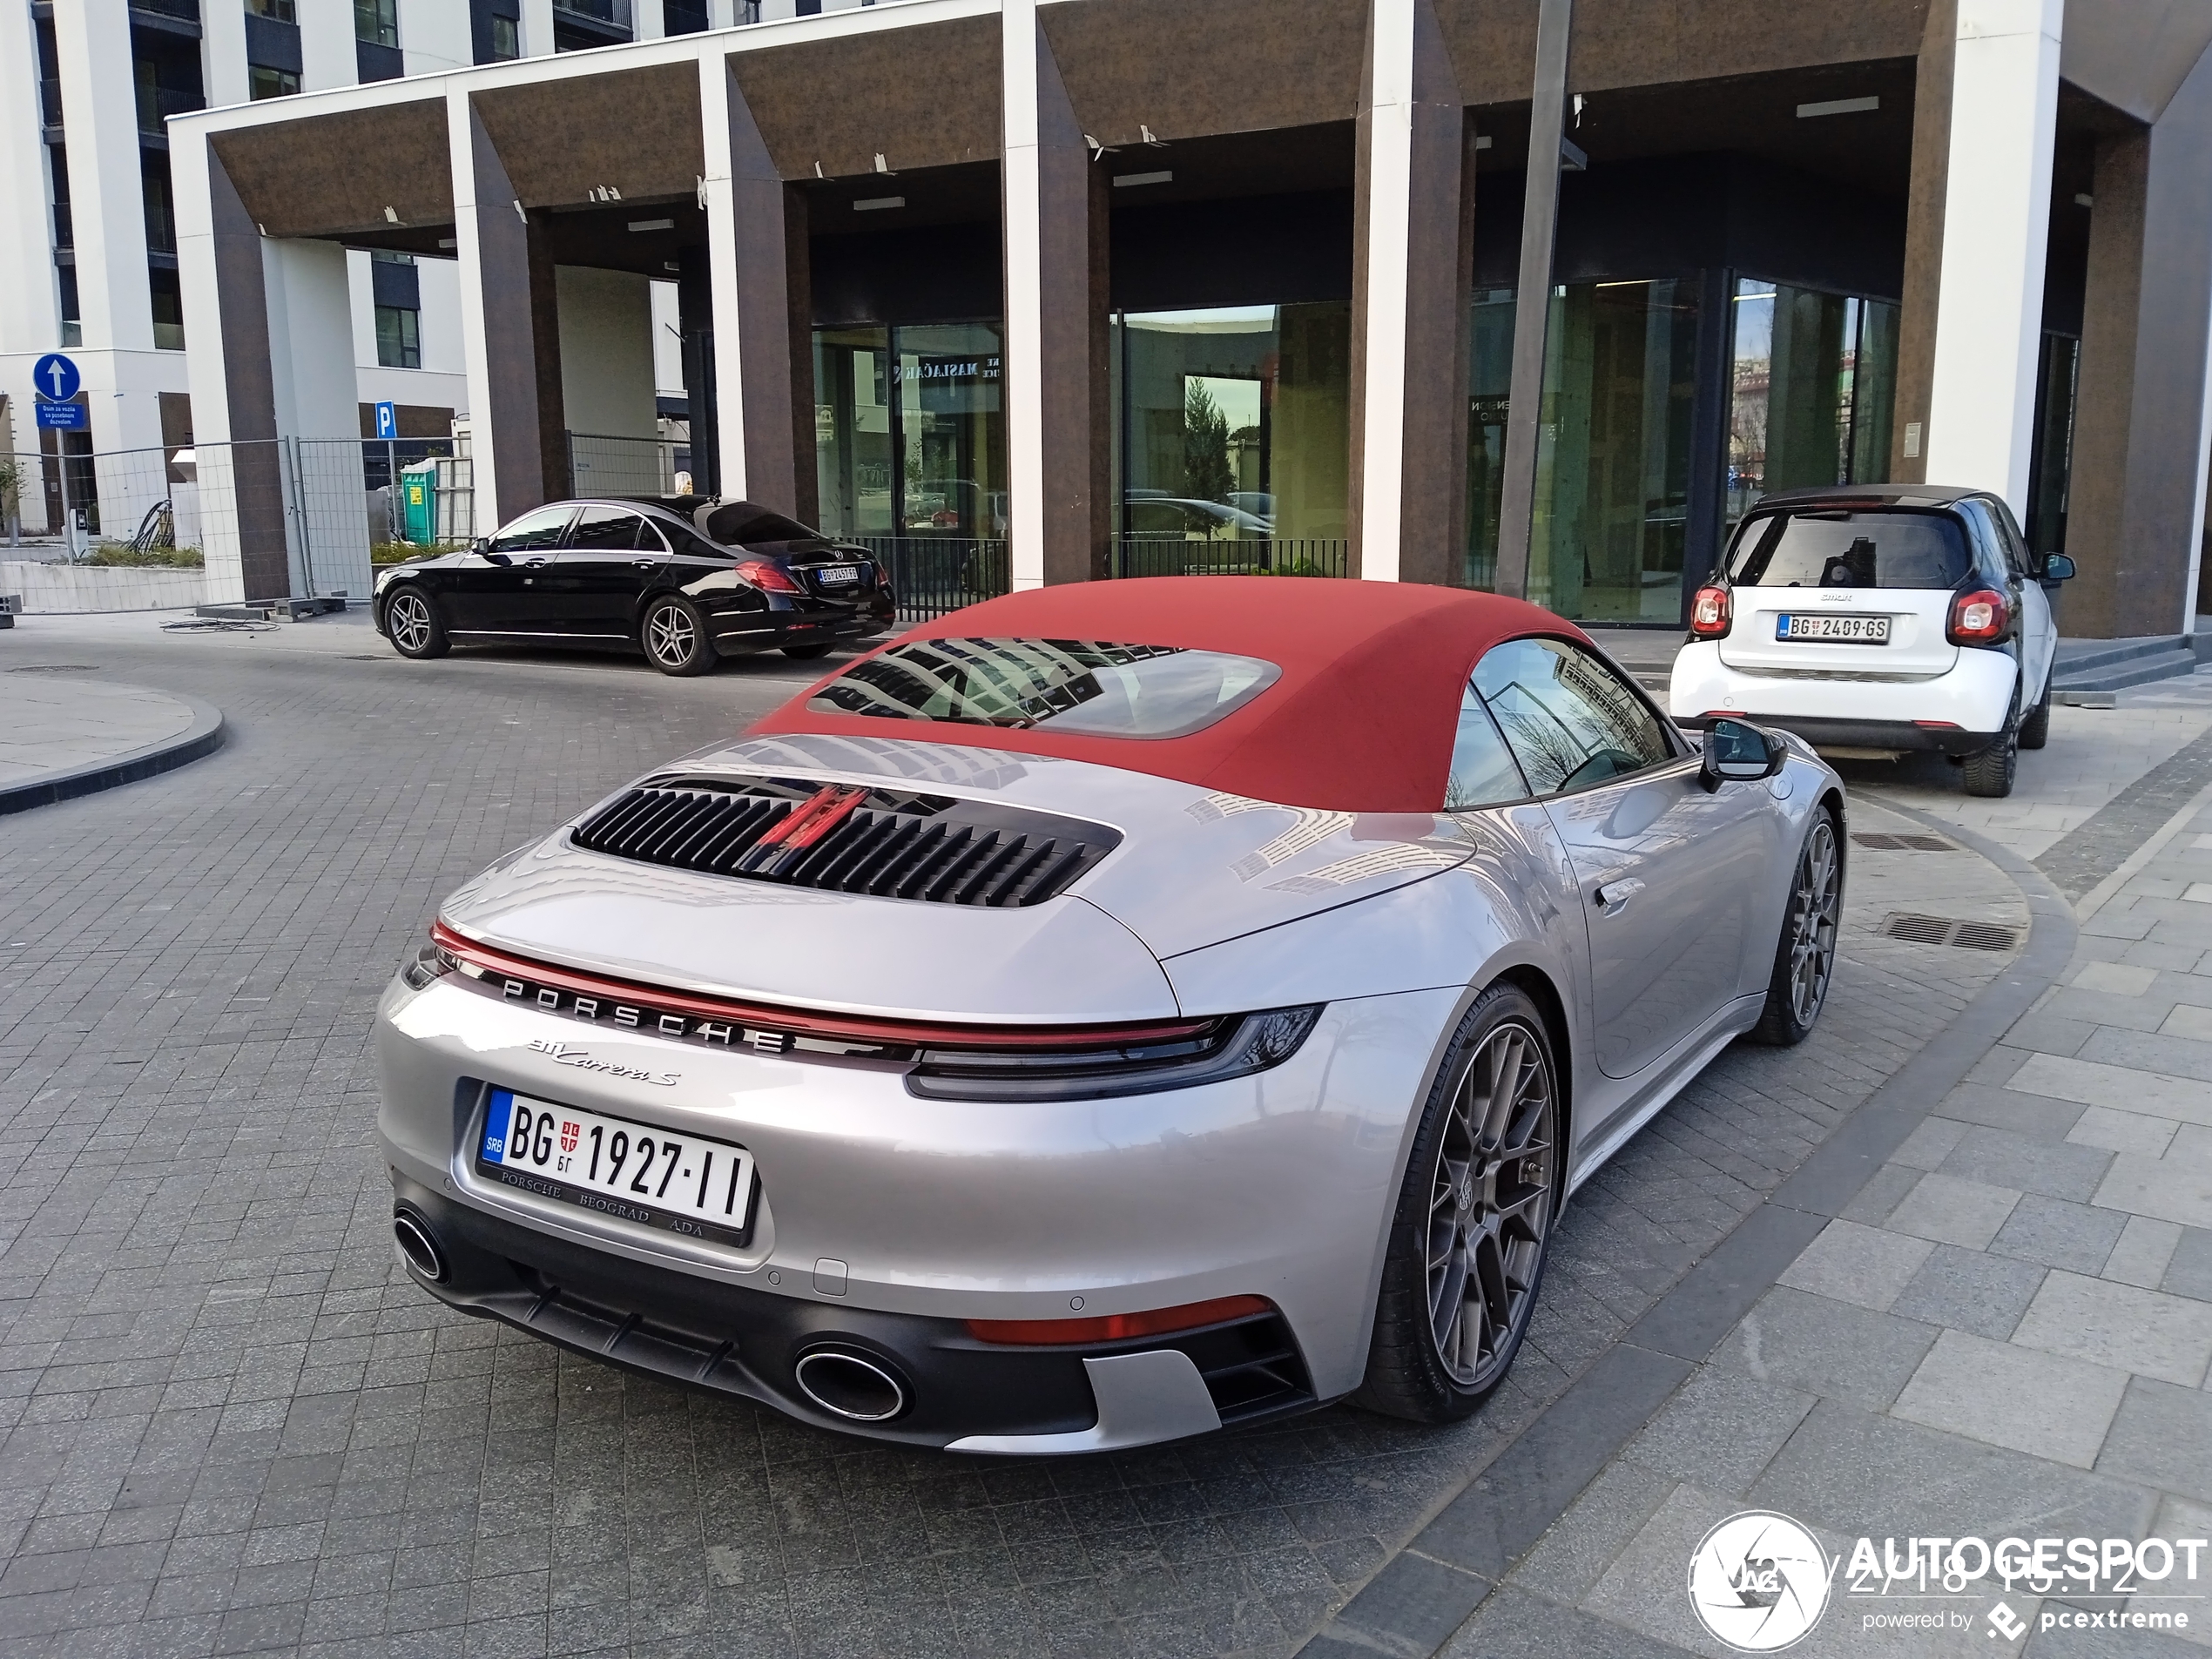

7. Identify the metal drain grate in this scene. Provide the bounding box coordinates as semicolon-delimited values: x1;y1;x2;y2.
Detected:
1852;833;1957;852
1882;913;2020;950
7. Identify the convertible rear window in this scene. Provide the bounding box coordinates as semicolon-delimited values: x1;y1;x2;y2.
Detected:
808;637;1280;739
1728;509;1972;590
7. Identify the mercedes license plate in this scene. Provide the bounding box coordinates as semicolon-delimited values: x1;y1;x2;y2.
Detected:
476;1088;757;1245
1777;613;1890;644
813;563;860;586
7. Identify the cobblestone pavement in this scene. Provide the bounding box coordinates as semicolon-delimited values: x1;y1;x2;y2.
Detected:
0;615;2121;1658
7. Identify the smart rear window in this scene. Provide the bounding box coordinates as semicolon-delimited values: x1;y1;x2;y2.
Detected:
1728;509;1972;590
808;638;1280;739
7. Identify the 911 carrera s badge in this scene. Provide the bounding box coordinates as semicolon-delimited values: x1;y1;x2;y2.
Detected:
525;1037;679;1086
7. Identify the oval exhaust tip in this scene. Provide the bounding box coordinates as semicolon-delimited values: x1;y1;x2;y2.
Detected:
393;1212;445;1282
793;1349;907;1423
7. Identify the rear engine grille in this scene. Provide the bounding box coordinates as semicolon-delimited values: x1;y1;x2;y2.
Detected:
1882;912;2020;951
570;776;1118;907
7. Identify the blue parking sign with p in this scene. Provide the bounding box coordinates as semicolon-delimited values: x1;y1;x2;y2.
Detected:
374;401;399;441
33;353;80;403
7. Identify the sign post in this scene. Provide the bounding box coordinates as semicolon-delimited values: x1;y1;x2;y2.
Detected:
32;355;86;560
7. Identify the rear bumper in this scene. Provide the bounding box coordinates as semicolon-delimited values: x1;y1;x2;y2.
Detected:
389;1173;1316;1450
1669;638;2019;753
1675;712;1998;756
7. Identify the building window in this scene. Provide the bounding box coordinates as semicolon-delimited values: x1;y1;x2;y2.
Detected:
491;16;519;56
245;0;296;19
1725;278;1898;531
150;267;185;352
813;322;1006;544
2025;331;2079;560
376;305;421;369
354;0;398;46
1465;288;1514;590
1111;303;1351;574
248;64;300;98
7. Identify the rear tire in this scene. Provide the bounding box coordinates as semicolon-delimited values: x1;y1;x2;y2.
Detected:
1750;806;1841;1046
382;586;448;660
1962;722;2018;797
2017;667;2052;750
641;596;717;677
1353;983;1561;1424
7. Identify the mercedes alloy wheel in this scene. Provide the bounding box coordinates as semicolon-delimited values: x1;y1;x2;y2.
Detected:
642;596;716;678
384;588;448;659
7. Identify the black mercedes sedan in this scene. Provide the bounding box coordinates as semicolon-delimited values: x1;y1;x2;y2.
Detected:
371;498;896;676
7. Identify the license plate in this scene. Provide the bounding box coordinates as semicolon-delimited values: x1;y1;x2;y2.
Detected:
1777;613;1890;643
813;564;860;586
476;1088;757;1246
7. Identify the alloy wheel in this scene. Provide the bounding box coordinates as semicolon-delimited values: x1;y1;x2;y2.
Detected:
1426;1020;1555;1390
1786;819;1840;1026
645;603;696;669
388;592;431;654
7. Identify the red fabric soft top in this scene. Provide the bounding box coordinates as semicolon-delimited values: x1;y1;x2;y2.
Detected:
746;577;1589;812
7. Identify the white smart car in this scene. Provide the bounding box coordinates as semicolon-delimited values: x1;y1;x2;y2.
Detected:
1669;485;2075;797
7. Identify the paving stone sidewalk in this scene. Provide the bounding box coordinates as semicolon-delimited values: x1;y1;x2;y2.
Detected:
0;675;209;793
1435;791;2212;1656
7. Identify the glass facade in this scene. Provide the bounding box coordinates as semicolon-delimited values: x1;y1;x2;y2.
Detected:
813;322;1004;541
1465;288;1514;590
2026;330;2079;561
1725;278;1898;529
1530;279;1702;621
1112;303;1350;574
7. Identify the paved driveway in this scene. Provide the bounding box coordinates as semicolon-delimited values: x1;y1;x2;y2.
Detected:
0;616;2084;1656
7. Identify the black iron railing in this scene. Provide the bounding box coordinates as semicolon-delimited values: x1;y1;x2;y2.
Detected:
853;537;1009;622
1110;536;1350;581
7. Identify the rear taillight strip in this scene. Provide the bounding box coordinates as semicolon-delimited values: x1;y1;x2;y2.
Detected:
428;921;1215;1052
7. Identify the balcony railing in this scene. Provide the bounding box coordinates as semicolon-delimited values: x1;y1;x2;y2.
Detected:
136;84;205;133
1109;536;1350;581
552;0;632;25
132;0;203;20
38;78;63;128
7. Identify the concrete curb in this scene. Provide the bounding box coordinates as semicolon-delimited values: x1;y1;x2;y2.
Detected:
1296;796;2078;1659
0;687;226;817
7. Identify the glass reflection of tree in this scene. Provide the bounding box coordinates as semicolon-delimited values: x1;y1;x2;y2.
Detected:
1184;381;1236;512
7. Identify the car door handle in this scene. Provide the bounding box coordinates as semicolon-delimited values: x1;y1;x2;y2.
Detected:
523;557;548;569
631;559;656;570
1593;878;1644;914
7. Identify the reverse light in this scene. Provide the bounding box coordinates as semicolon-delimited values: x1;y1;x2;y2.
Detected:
735;559;804;593
1689;584;1731;638
967;1294;1274;1345
1947;587;2009;644
401;938;457;990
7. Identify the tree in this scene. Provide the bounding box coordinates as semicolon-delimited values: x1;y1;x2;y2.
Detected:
1183;380;1236;509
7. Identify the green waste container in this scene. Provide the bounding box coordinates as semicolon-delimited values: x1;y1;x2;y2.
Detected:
401;460;439;545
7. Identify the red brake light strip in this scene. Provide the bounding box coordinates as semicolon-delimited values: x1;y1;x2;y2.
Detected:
428;920;1217;1051
967;1294;1274;1345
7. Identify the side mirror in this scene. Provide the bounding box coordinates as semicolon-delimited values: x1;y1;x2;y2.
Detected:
1702;718;1784;792
2040;553;2075;582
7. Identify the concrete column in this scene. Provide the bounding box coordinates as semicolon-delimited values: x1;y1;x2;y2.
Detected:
1000;2;1106;587
296;2;358;92
448;86;561;524
1919;0;2061;513
52;0;153;356
0;0;59;364
201;2;251;108
705;0;741;24
699;52;799;512
176;134;291;603
520;0;556;58
1889;0;1956;484
1492;0;1571;600
637;0;667;39
399;0;475;75
265;236;371;597
1349;0;1469;584
2063;46;2212;638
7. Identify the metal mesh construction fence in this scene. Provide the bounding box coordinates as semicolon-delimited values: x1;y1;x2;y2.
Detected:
567;431;690;499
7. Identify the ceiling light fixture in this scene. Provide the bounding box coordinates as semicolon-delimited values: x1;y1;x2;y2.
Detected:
1113;171;1171;188
853;196;904;212
1797;96;1879;118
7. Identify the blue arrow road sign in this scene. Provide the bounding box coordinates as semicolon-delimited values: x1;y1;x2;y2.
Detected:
34;400;86;431
32;353;80;402
374;401;399;441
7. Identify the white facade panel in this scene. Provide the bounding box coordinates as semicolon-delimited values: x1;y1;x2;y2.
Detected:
298;0;361;94
556;265;658;440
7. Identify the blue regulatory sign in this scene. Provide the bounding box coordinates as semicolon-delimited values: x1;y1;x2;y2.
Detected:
32;353;80;403
374;401;399;441
34;400;86;431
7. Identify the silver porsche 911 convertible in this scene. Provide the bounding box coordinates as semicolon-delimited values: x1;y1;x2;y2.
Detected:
376;577;1844;1453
